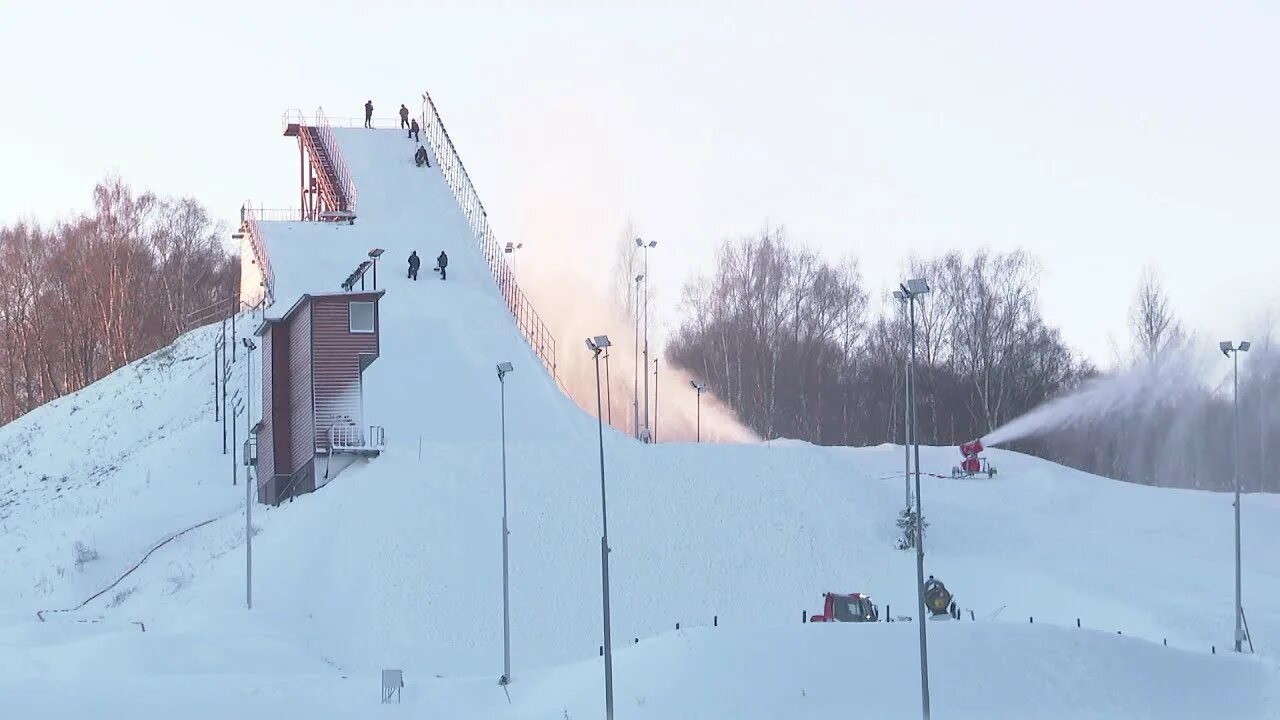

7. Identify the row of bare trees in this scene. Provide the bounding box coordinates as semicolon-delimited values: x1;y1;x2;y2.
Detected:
667;228;1091;448
667;228;1277;490
0;177;237;425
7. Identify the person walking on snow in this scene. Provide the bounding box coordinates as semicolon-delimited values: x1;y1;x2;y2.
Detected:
408;118;420;142
414;145;430;167
436;250;448;280
364;100;374;128
407;250;421;280
399;104;410;129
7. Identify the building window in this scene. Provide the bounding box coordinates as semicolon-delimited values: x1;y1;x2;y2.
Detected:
349;301;375;333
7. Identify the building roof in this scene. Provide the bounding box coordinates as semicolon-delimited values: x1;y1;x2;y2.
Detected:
254;290;386;337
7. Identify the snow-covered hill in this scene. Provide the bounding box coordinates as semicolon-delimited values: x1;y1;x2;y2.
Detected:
1;124;1278;718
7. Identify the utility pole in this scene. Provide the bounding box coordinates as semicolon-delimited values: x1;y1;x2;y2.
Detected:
1221;340;1249;653
497;363;514;684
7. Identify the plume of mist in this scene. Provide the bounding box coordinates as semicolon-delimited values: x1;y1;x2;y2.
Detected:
508;237;757;444
984;343;1214;448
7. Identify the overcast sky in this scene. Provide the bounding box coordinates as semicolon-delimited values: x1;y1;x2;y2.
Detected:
3;1;1276;366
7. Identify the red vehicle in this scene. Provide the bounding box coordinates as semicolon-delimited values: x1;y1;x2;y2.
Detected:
809;592;879;623
952;438;996;478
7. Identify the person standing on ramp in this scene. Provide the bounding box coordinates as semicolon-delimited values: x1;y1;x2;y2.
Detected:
436;250;448;280
399;104;410;129
407;251;421;280
364;100;374;128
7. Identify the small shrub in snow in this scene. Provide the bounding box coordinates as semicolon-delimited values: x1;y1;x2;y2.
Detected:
109;587;136;607
73;541;100;569
896;506;928;550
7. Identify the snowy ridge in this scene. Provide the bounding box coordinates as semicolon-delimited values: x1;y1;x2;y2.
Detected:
0;125;1278;718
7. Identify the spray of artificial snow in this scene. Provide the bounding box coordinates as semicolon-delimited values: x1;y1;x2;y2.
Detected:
983;347;1214;447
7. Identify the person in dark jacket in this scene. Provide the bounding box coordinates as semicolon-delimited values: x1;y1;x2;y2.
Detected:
408;118;420;142
364;100;374;129
436;250;448;280
414;145;430;167
399;104;410;129
407;251;421;280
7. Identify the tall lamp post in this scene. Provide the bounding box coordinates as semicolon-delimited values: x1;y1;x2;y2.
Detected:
893;293;913;509
241;337;257;610
496;361;515;684
1220;340;1250;652
689;381;707;442
633;273;644;439
586;335;616;720
635;238;657;440
899;277;932;720
604;347;613;427
653;358;659;442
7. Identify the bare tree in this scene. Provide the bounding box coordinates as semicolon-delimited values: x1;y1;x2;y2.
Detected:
1129;266;1181;363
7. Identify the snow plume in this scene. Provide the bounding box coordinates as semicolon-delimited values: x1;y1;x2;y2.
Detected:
983;345;1214;448
518;265;756;443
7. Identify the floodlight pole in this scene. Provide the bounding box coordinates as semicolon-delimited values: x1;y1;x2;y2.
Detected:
604;348;613;427
643;247;651;439
633;275;642;439
246;446;253;610
653;358;659;443
907;286;931;720
591;344;616;720
242;338;257;611
1231;347;1243;653
905;354;912;509
497;363;514;683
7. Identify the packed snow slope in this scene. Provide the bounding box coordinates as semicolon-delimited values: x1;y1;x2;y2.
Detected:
1;126;1278;717
3;623;1274;720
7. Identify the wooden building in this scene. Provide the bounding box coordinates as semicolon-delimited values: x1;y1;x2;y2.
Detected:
254;290;385;504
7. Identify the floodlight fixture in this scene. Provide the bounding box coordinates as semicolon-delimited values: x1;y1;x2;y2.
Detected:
893;290;907;302
368;248;385;259
587;335;612;354
906;278;931;295
1240;341;1251;352
497;362;514;380
635;273;644;283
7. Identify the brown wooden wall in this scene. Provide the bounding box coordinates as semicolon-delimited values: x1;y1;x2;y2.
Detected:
311;294;380;450
257;327;276;502
287;303;314;472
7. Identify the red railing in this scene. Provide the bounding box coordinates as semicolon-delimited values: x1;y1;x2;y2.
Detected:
241;202;275;306
243;206;304;223
419;91;558;378
314;107;358;216
280;108;359;220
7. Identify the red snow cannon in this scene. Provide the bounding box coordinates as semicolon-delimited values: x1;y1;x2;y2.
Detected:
952;439;996;478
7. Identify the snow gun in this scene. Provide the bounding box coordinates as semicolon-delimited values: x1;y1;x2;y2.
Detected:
951;439;996;478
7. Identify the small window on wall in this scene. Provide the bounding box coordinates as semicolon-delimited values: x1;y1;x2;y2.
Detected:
349;301;375;333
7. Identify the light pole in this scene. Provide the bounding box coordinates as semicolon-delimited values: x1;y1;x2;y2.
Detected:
893;292;913;510
496;361;515;684
635;238;657;440
653;358;659;443
689;381;707;442
604;348;613;427
900;277;932;720
1220;340;1250;653
586;335;615;720
634;273;644;439
242;337;257;610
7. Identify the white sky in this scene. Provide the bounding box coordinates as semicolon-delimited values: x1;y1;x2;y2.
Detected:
3;0;1276;366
